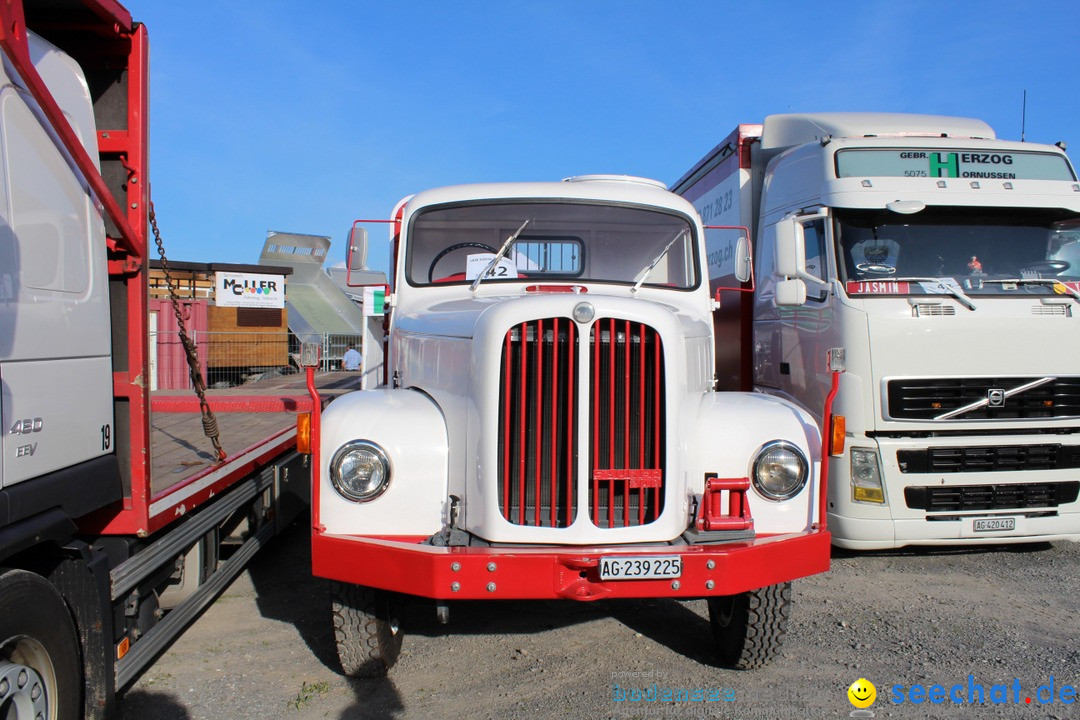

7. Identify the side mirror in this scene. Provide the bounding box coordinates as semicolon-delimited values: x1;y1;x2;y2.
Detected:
347;225;368;272
734;234;751;283
775;278;807;306
773;217;805;279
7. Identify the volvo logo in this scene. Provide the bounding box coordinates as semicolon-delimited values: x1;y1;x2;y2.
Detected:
987;389;1006;408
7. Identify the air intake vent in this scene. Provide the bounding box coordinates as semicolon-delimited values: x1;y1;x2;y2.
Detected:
887;377;1080;420
905;481;1080;512
498;318;579;528
1032;304;1071;317
589;318;665;528
912;303;956;317
898;444;1080;473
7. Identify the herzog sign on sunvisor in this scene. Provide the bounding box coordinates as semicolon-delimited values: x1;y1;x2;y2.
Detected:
835;149;1076;181
214;272;286;308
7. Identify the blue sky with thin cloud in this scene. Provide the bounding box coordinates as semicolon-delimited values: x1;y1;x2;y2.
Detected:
138;1;1080;274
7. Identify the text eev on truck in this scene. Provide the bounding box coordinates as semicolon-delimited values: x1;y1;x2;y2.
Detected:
0;2;313;718
310;175;833;676
672;112;1080;550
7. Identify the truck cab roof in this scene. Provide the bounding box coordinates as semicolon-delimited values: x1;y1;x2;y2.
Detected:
403;177;698;218
761;112;997;150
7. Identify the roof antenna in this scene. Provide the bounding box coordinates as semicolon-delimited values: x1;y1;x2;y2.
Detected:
1021;89;1027;143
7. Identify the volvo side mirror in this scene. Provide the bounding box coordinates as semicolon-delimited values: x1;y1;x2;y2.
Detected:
773;217;805;279
775;278;807;306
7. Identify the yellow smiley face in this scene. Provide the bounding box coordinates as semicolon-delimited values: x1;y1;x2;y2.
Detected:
847;678;876;709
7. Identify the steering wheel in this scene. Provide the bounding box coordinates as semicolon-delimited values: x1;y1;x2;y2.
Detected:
428;242;498;283
1020;260;1071;277
855;262;897;276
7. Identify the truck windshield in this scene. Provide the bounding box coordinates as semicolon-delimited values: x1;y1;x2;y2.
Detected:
835;207;1080;294
406;201;697;289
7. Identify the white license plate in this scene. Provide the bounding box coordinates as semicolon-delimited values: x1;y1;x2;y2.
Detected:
973;517;1016;532
599;555;682;581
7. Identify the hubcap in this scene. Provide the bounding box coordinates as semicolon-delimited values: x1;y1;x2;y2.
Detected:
0;637;54;720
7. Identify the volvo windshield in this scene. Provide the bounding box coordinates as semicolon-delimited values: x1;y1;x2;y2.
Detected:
836;207;1080;297
405;202;698;290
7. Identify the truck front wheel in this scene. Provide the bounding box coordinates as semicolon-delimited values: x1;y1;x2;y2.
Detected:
708;581;791;669
331;582;402;678
0;569;82;720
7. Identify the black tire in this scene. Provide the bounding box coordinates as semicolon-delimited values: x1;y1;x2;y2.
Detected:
0;569;82;720
331;583;402;678
708;581;791;670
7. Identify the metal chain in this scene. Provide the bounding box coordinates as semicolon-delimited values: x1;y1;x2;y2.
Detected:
149;201;227;463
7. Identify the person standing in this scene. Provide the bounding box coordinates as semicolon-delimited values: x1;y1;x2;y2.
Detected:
342;344;361;371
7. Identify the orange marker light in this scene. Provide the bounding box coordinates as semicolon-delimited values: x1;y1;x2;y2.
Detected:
297;412;312;455
829;415;846;456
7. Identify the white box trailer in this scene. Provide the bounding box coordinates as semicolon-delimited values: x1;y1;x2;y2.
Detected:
673;113;1080;550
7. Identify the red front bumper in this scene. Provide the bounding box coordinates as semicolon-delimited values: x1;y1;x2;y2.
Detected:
311;530;831;601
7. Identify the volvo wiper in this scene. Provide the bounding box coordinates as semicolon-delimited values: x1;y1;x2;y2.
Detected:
889;276;977;311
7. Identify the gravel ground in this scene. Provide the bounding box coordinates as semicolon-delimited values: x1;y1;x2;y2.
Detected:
119;524;1080;720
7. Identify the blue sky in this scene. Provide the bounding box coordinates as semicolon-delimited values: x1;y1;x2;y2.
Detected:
137;1;1080;275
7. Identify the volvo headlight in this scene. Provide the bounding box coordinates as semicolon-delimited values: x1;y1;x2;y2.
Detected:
850;447;885;504
329;441;391;502
751;441;809;501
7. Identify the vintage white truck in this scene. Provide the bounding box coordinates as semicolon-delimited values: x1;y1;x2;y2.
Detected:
309;175;834;675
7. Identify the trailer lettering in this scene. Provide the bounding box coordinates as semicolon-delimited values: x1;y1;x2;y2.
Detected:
699;189;734;224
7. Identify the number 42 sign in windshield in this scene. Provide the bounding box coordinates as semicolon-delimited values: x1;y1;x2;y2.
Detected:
465;253;519;280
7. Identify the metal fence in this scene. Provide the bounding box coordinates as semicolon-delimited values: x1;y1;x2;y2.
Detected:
151;331;364;390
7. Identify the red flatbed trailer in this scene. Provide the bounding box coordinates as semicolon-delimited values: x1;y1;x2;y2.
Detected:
0;3;337;717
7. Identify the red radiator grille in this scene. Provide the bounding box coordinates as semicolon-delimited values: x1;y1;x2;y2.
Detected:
498;319;579;527
590;319;665;528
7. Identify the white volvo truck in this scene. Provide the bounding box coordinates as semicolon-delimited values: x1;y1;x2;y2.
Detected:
310;176;834;675
672;113;1080;550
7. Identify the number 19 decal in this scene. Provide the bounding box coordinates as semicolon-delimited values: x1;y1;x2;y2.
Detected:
101;424;111;450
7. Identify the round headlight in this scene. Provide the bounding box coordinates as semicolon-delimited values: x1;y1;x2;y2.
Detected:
751;441;808;501
330;441;391;502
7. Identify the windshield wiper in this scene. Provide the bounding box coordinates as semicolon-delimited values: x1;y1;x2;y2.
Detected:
980;277;1080;302
470;219;530;292
888;276;977;311
632;229;688;294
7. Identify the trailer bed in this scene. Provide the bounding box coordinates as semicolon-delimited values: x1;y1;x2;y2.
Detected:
149;370;354;491
86;371;354;535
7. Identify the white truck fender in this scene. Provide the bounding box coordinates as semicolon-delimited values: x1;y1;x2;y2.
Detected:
693;392;822;534
319;389;449;537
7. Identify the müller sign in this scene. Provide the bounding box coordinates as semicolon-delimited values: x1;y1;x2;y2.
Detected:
214;271;286;309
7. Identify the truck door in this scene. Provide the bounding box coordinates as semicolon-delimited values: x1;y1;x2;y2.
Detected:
780;214;834;418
